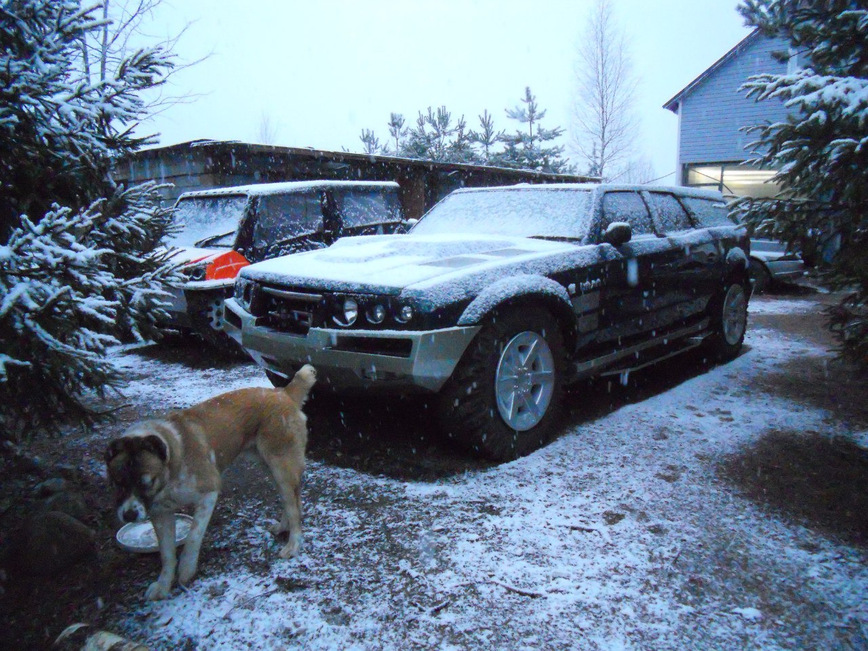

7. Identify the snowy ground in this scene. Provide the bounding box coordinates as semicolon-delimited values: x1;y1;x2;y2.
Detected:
86;294;868;649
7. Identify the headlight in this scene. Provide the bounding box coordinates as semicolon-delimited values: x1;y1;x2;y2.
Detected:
333;298;358;327
366;304;386;324
182;262;207;281
234;278;247;301
234;277;255;310
395;305;414;323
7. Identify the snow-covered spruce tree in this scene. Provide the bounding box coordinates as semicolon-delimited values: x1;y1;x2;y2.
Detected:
469;110;503;165
732;0;868;364
0;0;178;440
403;106;478;163
359;128;383;155
498;87;574;174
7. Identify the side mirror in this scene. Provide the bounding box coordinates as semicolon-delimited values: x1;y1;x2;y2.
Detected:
603;222;632;247
398;218;419;234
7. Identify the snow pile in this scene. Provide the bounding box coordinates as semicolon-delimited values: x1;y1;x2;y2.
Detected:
748;297;818;315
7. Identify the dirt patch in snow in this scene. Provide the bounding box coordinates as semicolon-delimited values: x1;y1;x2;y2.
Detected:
720;430;868;548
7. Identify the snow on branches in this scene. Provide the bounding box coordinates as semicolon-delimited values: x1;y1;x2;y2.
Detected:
734;0;868;364
0;1;179;438
0;184;179;438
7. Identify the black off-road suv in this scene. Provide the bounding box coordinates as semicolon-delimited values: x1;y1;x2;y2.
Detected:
224;184;750;459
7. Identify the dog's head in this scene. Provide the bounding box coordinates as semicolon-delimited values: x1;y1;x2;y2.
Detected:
105;433;170;524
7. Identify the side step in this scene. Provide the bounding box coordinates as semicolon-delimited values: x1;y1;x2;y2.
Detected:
570;320;710;382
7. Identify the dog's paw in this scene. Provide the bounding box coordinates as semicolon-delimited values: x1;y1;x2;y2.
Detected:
178;557;198;585
178;549;199;586
278;536;301;559
145;581;171;601
268;520;287;536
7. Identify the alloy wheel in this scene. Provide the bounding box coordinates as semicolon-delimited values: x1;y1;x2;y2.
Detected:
495;330;556;431
722;284;747;346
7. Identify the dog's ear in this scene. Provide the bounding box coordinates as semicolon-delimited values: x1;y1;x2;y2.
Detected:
105;438;127;464
140;434;168;462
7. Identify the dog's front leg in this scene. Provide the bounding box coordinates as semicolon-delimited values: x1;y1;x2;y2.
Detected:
145;511;177;601
178;491;218;586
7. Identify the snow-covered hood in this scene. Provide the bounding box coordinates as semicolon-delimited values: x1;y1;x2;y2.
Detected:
164;246;250;289
164;245;225;266
240;233;581;295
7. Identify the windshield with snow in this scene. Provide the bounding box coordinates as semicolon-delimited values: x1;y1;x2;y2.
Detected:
411;188;594;240
168;195;249;248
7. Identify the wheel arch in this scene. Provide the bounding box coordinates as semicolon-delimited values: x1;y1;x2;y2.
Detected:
456;275;577;351
725;245;751;286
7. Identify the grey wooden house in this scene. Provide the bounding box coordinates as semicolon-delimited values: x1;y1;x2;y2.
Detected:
663;30;793;198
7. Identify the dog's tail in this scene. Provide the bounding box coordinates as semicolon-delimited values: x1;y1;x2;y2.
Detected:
284;364;316;406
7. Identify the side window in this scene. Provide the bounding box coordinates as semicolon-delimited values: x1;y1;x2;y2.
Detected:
601;191;654;236
253;192;324;250
681;197;733;228
334;190;400;227
645;192;693;233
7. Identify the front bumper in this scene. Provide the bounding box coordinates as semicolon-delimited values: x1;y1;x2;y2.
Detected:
223;298;480;392
158;285;191;329
764;257;806;281
158;280;235;331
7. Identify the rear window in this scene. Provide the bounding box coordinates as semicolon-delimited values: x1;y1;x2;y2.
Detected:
646;192;693;233
601;191;654;235
334;189;400;227
681;197;732;228
253;192;323;250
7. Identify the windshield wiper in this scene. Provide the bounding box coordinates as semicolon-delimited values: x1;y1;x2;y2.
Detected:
343;220;401;229
194;230;236;247
271;232;323;248
527;235;581;242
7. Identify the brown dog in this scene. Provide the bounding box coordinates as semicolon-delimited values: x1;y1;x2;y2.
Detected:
105;364;316;600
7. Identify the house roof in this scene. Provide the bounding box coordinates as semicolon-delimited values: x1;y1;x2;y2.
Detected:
662;29;761;113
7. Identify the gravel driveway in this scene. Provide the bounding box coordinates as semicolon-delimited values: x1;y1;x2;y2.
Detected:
3;290;867;650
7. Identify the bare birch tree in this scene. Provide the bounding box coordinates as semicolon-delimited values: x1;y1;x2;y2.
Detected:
257;112;280;145
571;0;638;179
76;0;202;117
615;156;657;184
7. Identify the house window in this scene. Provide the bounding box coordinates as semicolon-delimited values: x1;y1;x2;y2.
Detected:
684;163;780;198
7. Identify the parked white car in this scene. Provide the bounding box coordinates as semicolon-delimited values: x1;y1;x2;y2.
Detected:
748;238;806;293
160;180;404;349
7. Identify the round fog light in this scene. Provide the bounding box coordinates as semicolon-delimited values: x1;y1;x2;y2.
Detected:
397;305;414;322
342;298;358;326
367;304;386;324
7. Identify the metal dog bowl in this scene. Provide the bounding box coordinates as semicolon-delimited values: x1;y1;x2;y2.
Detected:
116;514;194;553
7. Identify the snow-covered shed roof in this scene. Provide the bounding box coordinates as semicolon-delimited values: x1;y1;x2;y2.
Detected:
177;180;399;201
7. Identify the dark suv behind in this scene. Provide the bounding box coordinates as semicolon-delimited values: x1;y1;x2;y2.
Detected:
162;180;403;348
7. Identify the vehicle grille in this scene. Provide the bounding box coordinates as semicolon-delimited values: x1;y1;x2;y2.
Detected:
254;286;322;335
333;336;413;358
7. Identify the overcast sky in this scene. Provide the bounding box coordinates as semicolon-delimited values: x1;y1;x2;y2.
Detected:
139;0;752;182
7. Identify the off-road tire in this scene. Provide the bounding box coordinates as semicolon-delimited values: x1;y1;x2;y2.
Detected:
703;281;748;362
438;309;566;461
